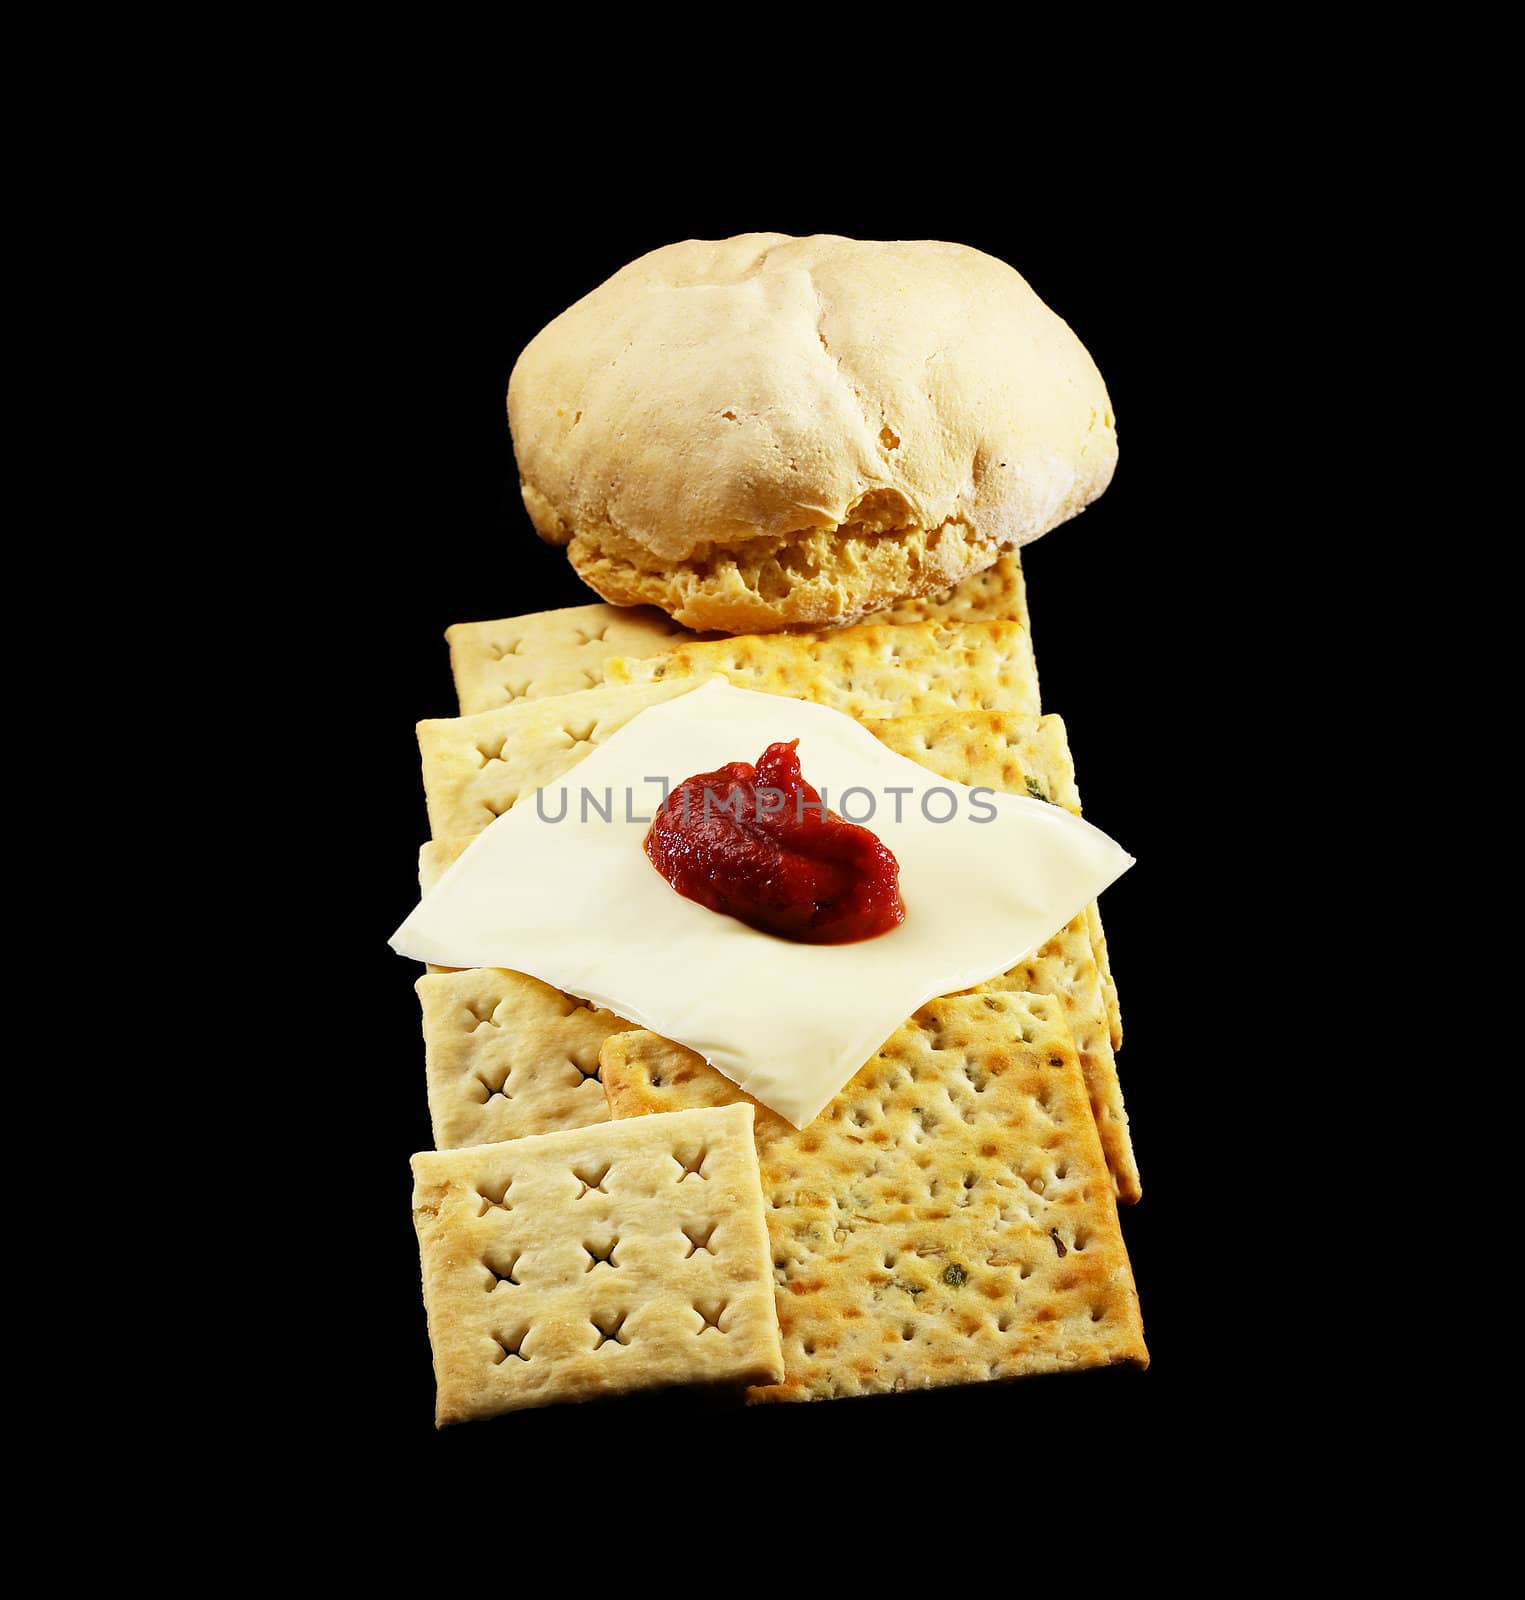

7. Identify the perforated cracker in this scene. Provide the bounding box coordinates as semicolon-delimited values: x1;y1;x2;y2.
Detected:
873;551;1030;634
869;709;1082;809
866;709;1135;1200
1087;902;1121;1052
416;842;464;974
418;679;702;843
872;703;1117;1052
416;969;635;1146
418;839;458;896
605;620;1040;720
600;993;1146;1403
448;603;695;715
447;558;1031;714
411;1103;784;1423
965;926;1132;1199
868;709;1124;1053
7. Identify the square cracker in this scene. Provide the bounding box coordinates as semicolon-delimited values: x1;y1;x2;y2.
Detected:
872;706;1119;1054
448;603;696;716
1087;902;1121;1052
416;969;635;1146
416;841;463;975
874;551;1029;634
411;1103;784;1424
974;920;1133;1201
446;555;1030;715
604;619;1040;721
417;679;702;843
599;993;1146;1404
419;838;459;896
867;709;1130;1193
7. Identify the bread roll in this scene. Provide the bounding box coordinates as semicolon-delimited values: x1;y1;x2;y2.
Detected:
509;234;1115;633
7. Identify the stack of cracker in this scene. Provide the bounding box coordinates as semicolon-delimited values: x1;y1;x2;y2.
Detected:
408;553;1146;1424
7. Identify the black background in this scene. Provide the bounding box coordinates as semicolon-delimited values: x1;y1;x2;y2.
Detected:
300;178;1272;1492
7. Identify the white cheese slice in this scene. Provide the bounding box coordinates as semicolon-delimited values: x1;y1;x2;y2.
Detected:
391;680;1132;1128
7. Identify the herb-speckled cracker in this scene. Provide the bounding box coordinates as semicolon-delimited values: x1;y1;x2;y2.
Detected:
864;706;1122;1054
599;993;1146;1403
968;923;1133;1200
867;708;1079;808
866;709;1132;1194
448;603;695;716
865;706;1120;1053
605;619;1039;720
412;1103;784;1424
416;969;635;1146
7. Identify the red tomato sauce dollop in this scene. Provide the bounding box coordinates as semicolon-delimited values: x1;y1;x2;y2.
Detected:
644;740;906;944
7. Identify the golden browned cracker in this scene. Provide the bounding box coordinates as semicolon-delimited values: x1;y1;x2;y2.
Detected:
446;551;1026;718
600;992;1146;1404
605;619;1039;719
871;550;1030;635
1087;901;1121;1052
866;710;1136;1200
971;929;1136;1203
867;708;1080;809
